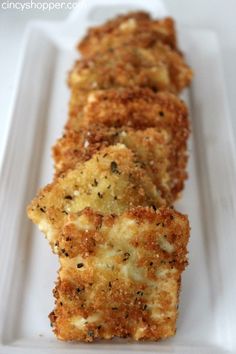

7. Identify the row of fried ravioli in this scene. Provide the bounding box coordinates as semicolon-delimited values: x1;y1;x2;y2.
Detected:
27;12;192;342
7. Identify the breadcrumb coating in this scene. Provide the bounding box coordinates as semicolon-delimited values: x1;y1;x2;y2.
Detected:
67;88;189;133
65;88;189;201
28;145;165;250
27;10;192;343
78;11;177;57
49;206;190;341
69;43;192;95
53;124;187;203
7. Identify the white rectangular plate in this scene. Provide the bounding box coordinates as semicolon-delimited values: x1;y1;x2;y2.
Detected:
0;0;236;353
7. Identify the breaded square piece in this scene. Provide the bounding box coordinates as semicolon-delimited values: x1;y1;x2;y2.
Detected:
49;206;190;341
68;43;192;94
67;88;189;134
27;145;165;250
78;11;177;57
65;89;189;201
53;125;187;203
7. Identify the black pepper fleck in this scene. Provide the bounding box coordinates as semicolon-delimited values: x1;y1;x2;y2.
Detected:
136;291;144;296
87;330;94;337
92;179;98;187
64;195;73;200
110;161;120;174
123;252;130;261
77;263;84;268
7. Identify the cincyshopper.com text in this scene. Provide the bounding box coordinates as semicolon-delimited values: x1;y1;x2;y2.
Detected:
1;0;81;11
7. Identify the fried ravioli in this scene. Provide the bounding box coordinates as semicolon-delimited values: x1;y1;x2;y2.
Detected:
27;9;192;343
78;11;177;57
65;89;189;201
67;88;189;133
27;145;165;250
69;43;192;95
49;206;190;341
53;125;187;203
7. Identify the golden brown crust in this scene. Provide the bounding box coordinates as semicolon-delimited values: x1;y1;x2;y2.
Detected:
64;88;189;201
81;89;188;131
27;10;192;343
78;12;177;57
27;145;166;251
69;43;192;95
67;88;189;132
53;124;188;203
49;206;190;341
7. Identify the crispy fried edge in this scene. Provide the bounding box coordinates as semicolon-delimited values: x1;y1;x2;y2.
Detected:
49;206;190;341
78;12;177;56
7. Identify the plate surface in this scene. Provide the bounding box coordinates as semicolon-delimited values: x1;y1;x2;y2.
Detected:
0;1;236;353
